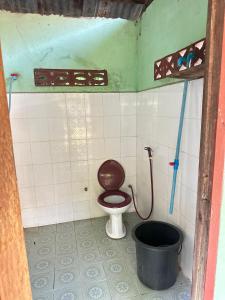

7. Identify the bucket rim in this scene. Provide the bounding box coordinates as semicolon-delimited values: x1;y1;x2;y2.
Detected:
132;220;183;252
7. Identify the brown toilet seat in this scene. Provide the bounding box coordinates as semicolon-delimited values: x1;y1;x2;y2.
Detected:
98;190;131;208
97;160;131;208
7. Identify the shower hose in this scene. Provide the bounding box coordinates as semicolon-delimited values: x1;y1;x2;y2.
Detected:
128;147;154;220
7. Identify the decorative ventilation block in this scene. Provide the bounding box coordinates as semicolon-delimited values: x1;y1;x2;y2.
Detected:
154;38;206;80
34;68;108;86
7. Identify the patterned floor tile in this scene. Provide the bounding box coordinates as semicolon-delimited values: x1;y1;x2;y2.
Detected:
25;227;39;233
96;235;114;248
26;213;191;300
82;280;111;300
56;232;76;244
54;268;80;289
55;254;79;270
141;289;175;300
30;244;55;259
32;290;54;300
31;272;54;293
74;219;92;228
35;234;56;247
98;245;122;261
78;249;101;264
75;226;94;240
108;275;139;299
39;224;56;234
56;241;76;255
54;285;83;300
103;258;128;279
57;222;75;233
30;257;55;274
80;262;106;282
77;238;98;253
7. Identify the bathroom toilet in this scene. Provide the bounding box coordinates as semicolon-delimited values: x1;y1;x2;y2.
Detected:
97;159;131;239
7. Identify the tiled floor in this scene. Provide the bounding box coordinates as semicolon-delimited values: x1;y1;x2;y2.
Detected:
25;213;191;300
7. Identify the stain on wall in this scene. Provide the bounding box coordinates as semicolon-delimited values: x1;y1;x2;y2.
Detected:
0;12;137;92
0;0;208;93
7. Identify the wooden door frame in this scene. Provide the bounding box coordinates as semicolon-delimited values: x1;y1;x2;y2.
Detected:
192;0;225;299
0;46;32;299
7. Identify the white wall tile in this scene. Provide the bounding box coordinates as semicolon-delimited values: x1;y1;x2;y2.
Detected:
86;117;104;139
13;142;32;165
73;200;90;220
70;139;87;161
182;118;201;157
27;94;48;118
53;162;71;184
85;94;103;116
102;93;120;116
120;93;136;115
121;137;136;157
11;92;137;228
31;142;51;164
11;118;30;142
71;161;89;183
48;118;68;140
105;138;120;158
121;157;136;178
10;93;29;118
69;117;86;139
22;208;38;227
29;118;49;142
51;140;70;163
57;202;74;223
35;185;54;207
33;164;53;186
37;206;57;226
121;115;136;137
16;165;34;188
54;183;73;205
87;139;105;160
72;182;89;202
19;187;36;209
46;94;66;118
185;79;203;119
66;94;85;118
103;116;120;138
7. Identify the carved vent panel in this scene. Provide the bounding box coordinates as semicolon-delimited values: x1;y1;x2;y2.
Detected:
34;69;108;86
154;38;206;80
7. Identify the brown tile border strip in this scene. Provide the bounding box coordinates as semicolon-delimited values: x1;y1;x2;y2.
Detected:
154;38;206;80
34;68;108;87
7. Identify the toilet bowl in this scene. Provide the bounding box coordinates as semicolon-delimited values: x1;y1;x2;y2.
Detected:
97;160;131;239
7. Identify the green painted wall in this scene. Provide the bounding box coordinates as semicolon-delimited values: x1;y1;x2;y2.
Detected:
214;172;225;300
0;0;208;92
0;12;137;92
137;0;208;91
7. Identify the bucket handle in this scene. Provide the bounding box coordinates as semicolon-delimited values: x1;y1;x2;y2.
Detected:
178;243;182;255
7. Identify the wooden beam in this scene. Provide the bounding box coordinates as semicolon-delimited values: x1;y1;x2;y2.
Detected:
191;1;225;299
0;47;32;299
204;11;225;300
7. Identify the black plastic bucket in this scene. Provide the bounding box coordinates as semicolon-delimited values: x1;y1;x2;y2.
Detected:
132;221;183;290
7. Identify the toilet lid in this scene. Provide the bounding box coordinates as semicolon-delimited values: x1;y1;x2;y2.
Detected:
98;160;125;191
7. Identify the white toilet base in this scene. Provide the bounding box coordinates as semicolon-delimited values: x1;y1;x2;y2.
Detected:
105;213;126;239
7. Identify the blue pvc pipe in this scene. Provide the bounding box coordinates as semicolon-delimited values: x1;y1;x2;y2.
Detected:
8;75;17;113
8;77;13;113
169;80;189;214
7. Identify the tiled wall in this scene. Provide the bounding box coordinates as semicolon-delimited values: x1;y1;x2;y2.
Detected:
10;93;136;228
11;82;203;280
136;79;203;280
